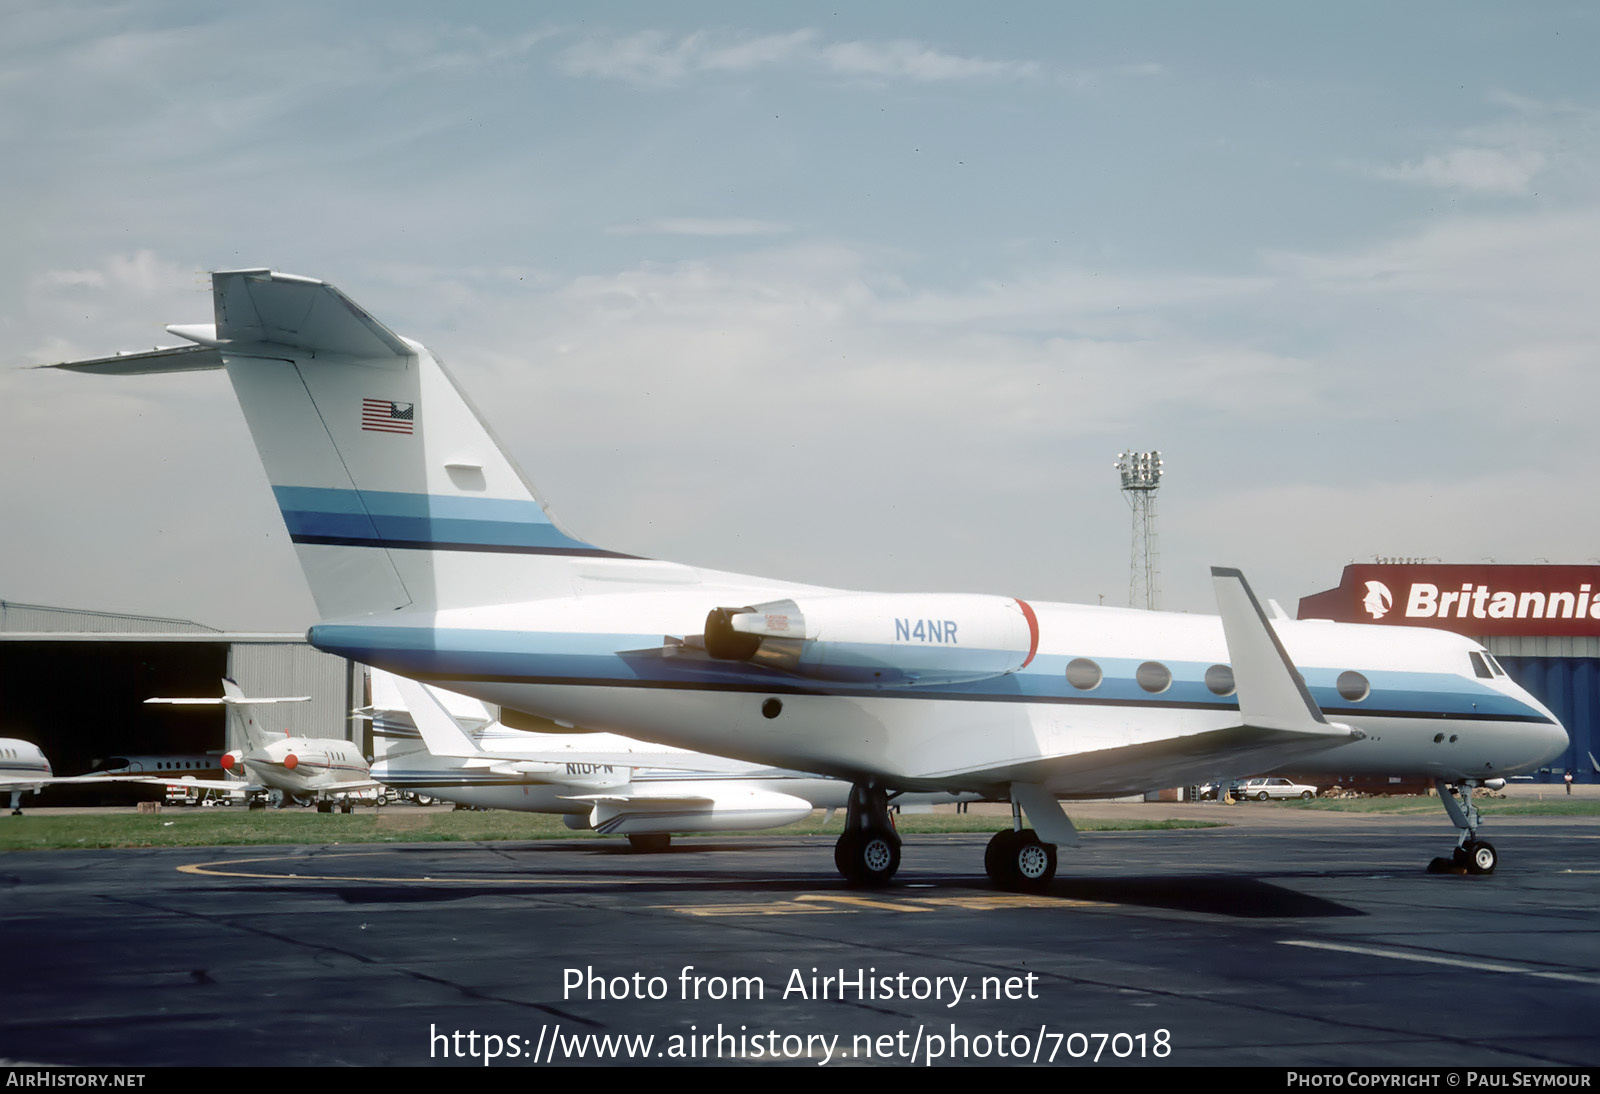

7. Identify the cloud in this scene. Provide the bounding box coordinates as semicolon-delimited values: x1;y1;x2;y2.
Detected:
29;251;197;296
820;39;1038;82
558;29;817;84
605;218;793;237
1369;146;1547;195
558;28;1036;86
1356;91;1600;198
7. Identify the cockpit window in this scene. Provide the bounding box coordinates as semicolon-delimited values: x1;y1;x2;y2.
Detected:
1484;652;1507;677
1469;652;1494;680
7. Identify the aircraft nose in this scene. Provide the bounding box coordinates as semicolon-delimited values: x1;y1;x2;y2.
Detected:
1515;690;1570;767
1538;714;1571;765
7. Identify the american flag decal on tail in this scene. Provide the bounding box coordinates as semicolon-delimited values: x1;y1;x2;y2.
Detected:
361;398;414;434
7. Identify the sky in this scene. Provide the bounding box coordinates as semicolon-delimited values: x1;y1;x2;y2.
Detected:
4;1;1600;632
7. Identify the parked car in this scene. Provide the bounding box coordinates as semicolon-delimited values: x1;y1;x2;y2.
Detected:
1236;777;1320;801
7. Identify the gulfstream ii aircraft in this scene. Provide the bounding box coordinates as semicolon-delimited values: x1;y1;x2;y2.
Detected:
48;270;1570;886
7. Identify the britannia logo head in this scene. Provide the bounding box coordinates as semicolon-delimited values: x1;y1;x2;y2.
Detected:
1362;580;1393;620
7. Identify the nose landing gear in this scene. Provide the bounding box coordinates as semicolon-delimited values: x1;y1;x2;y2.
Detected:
1427;778;1498;875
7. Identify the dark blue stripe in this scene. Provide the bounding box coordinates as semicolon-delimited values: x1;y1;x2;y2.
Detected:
273;486;608;554
289;534;638;558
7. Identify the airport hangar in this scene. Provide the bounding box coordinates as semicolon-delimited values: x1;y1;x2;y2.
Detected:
1299;562;1598;786
0;600;359;796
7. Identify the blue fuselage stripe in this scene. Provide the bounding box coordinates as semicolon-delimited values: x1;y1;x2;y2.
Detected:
306;625;1552;723
273;486;614;554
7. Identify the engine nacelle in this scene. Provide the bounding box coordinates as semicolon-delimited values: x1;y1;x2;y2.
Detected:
704;593;1038;685
582;785;814;835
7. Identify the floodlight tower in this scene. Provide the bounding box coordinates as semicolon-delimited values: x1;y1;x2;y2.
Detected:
1115;449;1163;610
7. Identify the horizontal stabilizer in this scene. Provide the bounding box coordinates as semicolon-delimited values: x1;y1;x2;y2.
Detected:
41;344;222;375
211;269;412;358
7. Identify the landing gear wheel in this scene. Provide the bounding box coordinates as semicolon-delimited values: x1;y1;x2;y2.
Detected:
1013;832;1057;891
834;830;901;886
316;800;333;813
833;783;901;886
1464;839;1497;875
628;833;671;853
984;830;1018;883
986;829;1056;891
340;802;354;815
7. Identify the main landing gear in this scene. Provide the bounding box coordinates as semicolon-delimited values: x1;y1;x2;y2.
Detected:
831;782;1069;889
1427;778;1498;875
984;800;1058;891
833;784;901;886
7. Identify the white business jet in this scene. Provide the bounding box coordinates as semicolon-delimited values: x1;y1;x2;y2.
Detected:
47;270;1569;886
142;679;376;811
1;739;55;814
0;739;214;813
367;670;967;850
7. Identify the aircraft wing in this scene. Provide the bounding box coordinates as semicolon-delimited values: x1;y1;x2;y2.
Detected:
964;721;1363;799
84;775;257;791
497;750;765;774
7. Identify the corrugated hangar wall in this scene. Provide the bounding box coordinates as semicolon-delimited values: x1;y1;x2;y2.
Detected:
1489;638;1598;782
227;641;360;746
2;602;363;778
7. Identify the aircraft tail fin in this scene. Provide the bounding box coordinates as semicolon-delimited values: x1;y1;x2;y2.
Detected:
49;270;633;619
389;676;485;759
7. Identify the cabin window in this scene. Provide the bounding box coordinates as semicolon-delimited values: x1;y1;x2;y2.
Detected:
1204;664;1236;696
1064;658;1102;690
1136;661;1171;694
1336;671;1370;702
